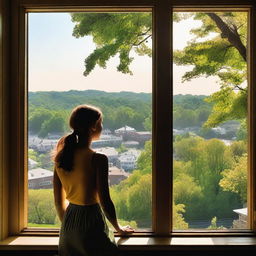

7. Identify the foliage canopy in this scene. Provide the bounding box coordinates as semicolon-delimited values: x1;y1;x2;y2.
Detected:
71;11;248;127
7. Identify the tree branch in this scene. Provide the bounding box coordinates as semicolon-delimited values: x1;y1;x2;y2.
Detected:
206;13;247;62
132;34;152;47
233;85;246;92
138;27;151;37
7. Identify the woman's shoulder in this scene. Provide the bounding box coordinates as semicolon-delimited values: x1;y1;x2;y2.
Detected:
93;151;108;162
92;152;109;171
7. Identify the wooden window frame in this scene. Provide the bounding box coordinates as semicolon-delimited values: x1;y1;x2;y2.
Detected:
1;0;256;241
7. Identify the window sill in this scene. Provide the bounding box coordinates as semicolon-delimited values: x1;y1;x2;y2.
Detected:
0;236;256;251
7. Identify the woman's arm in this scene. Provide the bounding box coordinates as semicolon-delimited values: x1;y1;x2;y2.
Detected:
53;168;66;222
95;153;134;235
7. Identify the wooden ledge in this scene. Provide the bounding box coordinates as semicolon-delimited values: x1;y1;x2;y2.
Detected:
0;236;256;251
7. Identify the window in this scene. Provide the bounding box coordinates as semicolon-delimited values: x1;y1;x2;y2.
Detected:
0;0;256;240
172;10;249;230
27;11;152;230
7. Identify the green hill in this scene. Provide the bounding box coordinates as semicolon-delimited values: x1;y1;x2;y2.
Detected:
28;90;211;133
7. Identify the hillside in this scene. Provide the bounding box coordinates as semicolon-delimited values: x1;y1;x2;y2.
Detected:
28;90;212;133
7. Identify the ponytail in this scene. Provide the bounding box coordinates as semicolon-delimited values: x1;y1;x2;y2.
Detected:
53;104;102;172
54;131;77;172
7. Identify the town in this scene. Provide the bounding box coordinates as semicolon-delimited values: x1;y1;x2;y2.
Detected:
28;125;151;189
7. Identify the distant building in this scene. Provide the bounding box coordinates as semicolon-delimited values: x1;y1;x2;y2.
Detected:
109;166;129;185
114;126;151;145
95;147;119;165
123;141;140;148
101;129;112;135
115;125;136;134
232;207;248;229
29;136;58;153
92;134;122;148
126;149;141;158
28;168;53;189
129;131;152;144
115;126;136;141
46;133;62;140
119;153;137;171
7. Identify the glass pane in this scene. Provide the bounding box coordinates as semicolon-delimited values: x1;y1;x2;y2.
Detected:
28;12;152;230
172;11;248;230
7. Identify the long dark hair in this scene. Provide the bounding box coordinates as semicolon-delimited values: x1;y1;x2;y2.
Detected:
54;105;102;172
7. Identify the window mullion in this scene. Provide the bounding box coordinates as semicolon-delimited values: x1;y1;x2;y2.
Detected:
249;4;256;232
152;1;172;235
9;2;27;235
0;0;11;240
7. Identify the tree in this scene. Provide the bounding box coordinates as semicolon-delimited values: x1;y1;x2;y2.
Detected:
71;13;152;76
28;189;57;225
110;172;152;227
236;119;247;140
174;173;202;204
173;160;192;179
29;109;52;134
230;140;247;158
207;216;225;230
173;173;203;220
38;113;65;138
136;140;152;174
173;135;240;220
143;116;152;131
205;139;227;174
71;12;248;127
173;108;198;128
174;136;204;162
220;155;247;203
127;174;152;223
173;204;189;230
112;106;144;130
28;149;39;162
197;107;211;123
38;152;54;170
173;12;247;127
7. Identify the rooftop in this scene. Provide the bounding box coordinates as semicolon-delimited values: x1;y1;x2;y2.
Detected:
95;147;118;156
233;207;247;216
28;168;53;180
109;166;129;177
115;125;136;132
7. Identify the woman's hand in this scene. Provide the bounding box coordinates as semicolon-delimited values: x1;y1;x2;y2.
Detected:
116;225;135;236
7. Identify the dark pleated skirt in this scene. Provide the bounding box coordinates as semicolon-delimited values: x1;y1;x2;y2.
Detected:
59;203;119;256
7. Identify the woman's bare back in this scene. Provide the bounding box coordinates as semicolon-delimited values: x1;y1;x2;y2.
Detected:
55;148;99;205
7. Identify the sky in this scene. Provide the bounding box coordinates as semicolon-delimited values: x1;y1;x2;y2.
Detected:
28;12;221;95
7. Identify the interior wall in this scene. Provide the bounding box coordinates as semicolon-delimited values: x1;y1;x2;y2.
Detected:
0;0;11;241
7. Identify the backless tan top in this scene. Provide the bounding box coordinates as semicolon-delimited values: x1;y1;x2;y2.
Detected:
55;149;99;205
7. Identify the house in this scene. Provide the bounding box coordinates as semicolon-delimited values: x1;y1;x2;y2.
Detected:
115;125;136;134
91;134;122;148
232;207;248;229
114;126;152;145
95;147;119;165
101;129;112;135
108;166;129;186
123;141;140;148
129;131;152;144
29;136;58;153
118;153;137;171
114;126;137;140
28;168;53;189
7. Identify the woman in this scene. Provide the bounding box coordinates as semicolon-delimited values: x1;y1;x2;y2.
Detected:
53;105;134;256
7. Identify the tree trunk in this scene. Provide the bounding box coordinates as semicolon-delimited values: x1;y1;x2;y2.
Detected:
206;13;247;62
